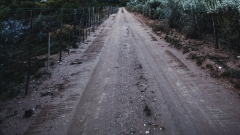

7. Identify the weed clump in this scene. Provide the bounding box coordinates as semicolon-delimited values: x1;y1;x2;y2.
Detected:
234;81;240;89
183;46;190;54
220;71;231;78
151;24;166;33
220;69;240;78
189;53;197;59
188;53;205;65
206;64;214;71
164;36;182;49
196;56;205;65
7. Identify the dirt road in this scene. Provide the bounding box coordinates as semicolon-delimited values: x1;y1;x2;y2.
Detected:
65;8;240;134
24;8;240;135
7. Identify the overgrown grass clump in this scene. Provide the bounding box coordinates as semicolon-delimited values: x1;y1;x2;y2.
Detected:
188;53;205;65
164;35;182;49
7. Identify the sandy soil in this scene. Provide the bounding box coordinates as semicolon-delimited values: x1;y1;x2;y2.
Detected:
1;8;240;135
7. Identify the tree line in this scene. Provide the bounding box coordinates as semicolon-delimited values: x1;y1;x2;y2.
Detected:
127;0;240;52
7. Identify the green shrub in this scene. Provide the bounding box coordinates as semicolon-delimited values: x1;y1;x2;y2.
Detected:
189;53;197;59
196;56;205;65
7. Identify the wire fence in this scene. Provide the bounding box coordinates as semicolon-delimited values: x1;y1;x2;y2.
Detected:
0;6;119;97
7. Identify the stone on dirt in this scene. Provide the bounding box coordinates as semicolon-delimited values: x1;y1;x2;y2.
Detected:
144;105;151;116
24;109;35;118
40;91;53;97
70;59;82;65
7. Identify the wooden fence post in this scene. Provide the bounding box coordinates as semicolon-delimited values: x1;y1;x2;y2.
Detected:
79;21;81;45
0;54;4;94
25;9;33;95
82;8;85;42
0;64;3;94
108;6;109;18
98;7;100;27
47;32;51;71
59;9;63;61
89;7;91;36
86;13;88;39
68;30;70;54
0;41;4;94
212;14;219;49
93;7;95;32
74;9;77;47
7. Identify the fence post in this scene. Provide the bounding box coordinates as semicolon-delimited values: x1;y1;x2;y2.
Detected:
108;6;109;18
79;22;81;45
99;7;101;26
74;8;77;47
68;30;70;54
82;8;85;43
86;14;88;39
0;64;3;94
0;43;3;94
98;7;100;27
47;32;51;71
94;7;96;30
212;14;219;49
59;9;63;61
83;20;85;42
25;9;33;95
0;45;5;94
89;7;91;36
1;40;6;94
93;7;95;32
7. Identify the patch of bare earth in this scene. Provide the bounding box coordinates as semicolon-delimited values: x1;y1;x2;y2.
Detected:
131;11;240;97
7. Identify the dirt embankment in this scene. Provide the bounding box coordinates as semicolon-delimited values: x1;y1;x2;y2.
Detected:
131;11;240;97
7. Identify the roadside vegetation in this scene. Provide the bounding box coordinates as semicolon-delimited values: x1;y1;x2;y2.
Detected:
126;0;240;92
0;0;123;99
